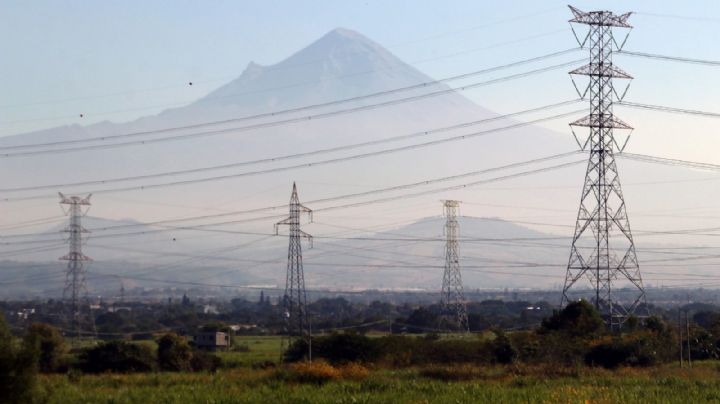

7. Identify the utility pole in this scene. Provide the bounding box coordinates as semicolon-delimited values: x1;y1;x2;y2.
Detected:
561;6;648;330
679;310;684;368
686;310;692;368
440;200;469;332
276;183;313;360
59;193;92;339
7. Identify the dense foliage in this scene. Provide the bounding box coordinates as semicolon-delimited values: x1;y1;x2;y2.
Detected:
26;323;66;373
79;340;157;373
286;302;678;369
157;333;193;371
0;314;39;404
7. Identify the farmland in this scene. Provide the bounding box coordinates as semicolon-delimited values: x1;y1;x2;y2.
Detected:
36;361;720;403
27;335;720;403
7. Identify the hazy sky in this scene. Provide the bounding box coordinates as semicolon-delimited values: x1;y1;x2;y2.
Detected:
1;1;720;291
2;1;718;144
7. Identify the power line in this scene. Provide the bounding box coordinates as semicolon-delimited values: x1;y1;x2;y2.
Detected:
617;101;720;119
635;11;720;24
0;101;582;194
0;53;582;156
618;152;720;172
3;111;584;202
618;50;720;67
0;153;585;243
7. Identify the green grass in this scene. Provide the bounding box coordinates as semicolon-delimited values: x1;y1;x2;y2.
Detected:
35;362;720;403
216;335;285;368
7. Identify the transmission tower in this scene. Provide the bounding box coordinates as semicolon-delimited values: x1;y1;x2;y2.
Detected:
440;200;469;331
276;183;313;353
561;6;647;329
59;193;93;338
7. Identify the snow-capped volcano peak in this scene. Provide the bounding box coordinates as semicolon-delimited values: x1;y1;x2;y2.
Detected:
194;27;434;109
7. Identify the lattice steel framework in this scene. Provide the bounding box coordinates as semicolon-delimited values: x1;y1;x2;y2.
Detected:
276;183;313;343
561;6;647;329
59;193;93;337
440;200;469;331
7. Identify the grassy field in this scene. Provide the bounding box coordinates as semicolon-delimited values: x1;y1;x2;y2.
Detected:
36;363;720;403
31;335;720;403
217;335;286;367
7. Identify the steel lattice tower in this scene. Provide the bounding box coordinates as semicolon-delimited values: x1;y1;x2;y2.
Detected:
561;6;647;329
440;200;468;331
59;193;93;337
276;183;313;344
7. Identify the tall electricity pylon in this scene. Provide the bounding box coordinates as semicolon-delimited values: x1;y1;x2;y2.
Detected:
561;6;647;329
59;193;93;338
276;183;313;354
440;200;468;331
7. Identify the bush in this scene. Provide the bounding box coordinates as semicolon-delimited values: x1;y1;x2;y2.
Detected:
491;332;517;364
282;361;341;384
421;339;492;364
509;331;541;362
79;340;156;373
585;339;634;368
531;332;589;366
0;314;39;403
190;350;221;372
251;360;276;370
157;333;192;371
286;333;380;364
338;362;369;381
585;332;666;368
541;300;604;337
27;323;66;373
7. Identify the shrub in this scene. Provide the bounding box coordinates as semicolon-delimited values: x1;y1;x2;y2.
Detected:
285;333;380;364
284;361;341;384
509;331;541;362
0;314;39;403
251;360;276;370
541;300;604;337
338;362;369;381
79;340;156;373
491;332;517;364
585;332;666;368
157;333;192;371
421;339;491;364
585;339;634;368
27;323;66;373
532;332;589;366
190;350;221;372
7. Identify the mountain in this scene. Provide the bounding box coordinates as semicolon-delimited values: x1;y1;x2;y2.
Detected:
0;216;566;299
191;28;464;111
0;28;714;296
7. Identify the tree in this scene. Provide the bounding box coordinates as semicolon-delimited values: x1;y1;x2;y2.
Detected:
404;307;439;333
0;314;39;403
27;323;65;373
540;300;604;337
79;340;156;373
491;331;517;364
157;333;192;371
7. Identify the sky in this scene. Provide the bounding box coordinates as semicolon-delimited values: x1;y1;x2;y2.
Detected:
1;1;718;142
1;1;720;292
